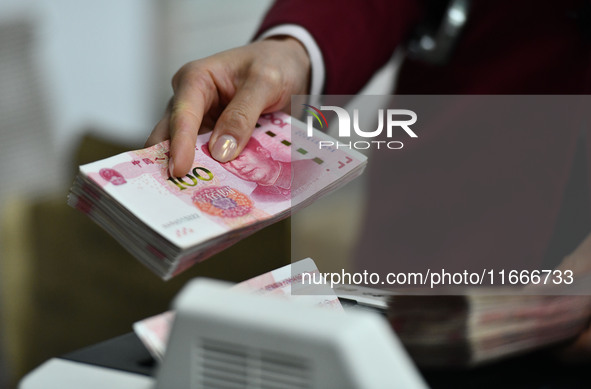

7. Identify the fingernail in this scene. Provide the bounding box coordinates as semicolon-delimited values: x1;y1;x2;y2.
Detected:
168;158;175;177
211;134;238;162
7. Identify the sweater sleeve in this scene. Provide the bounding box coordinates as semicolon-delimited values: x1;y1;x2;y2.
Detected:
255;0;424;94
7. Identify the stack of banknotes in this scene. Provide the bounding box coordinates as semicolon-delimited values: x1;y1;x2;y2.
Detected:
68;112;366;279
134;258;343;361
133;260;591;366
388;290;591;367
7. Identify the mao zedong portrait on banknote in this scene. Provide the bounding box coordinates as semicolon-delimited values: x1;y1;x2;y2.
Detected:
201;136;323;202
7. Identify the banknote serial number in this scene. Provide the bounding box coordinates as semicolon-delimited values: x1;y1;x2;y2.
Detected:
162;213;200;229
491;269;573;285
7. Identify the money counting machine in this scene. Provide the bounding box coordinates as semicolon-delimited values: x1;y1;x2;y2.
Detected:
19;278;427;389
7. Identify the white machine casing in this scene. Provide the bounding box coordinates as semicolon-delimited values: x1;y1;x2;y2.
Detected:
20;278;427;389
156;278;427;389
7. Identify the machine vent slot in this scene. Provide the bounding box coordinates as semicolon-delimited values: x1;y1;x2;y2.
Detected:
194;338;312;388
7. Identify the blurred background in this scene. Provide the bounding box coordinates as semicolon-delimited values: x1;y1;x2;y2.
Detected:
0;0;395;386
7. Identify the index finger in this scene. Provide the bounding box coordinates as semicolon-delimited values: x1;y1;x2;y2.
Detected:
168;70;216;177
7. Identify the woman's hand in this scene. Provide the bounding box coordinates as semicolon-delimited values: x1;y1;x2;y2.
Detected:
145;37;311;177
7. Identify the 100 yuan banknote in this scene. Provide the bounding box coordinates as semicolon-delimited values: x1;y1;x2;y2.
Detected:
69;112;366;278
134;258;342;360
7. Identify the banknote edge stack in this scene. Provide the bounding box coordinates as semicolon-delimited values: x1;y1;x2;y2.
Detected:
133;257;343;361
387;281;591;367
132;266;591;367
67;113;367;280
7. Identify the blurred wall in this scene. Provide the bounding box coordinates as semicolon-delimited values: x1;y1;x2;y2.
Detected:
0;0;159;187
0;0;274;196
